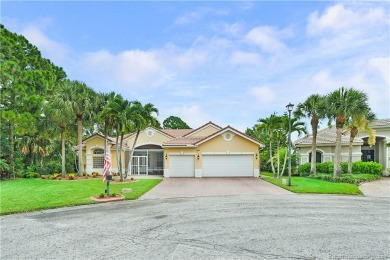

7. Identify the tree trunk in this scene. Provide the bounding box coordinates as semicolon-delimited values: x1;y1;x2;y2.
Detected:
61;128;66;177
119;132;124;178
115;128;121;181
281;148;288;177
127;130;141;176
334;117;344;177
348;127;358;174
77;116;83;176
277;140;280;178
269;142;276;176
9;122;15;178
310;117;318;174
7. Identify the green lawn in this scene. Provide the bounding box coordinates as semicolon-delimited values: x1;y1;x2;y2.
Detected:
261;172;362;195
0;178;162;215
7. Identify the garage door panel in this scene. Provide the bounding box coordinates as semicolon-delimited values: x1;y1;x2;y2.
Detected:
170;155;195;177
202;155;253;177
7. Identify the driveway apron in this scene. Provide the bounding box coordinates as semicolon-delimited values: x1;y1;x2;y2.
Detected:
359;178;390;197
140;177;292;199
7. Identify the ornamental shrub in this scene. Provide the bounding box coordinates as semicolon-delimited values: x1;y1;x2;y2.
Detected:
298;163;311;176
309;173;380;184
68;174;76;180
352;161;382;175
92;172;99;178
29;172;39;178
51;173;60;180
316;162;333;174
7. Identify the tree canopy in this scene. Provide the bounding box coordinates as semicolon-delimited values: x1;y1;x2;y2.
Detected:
163;116;191;129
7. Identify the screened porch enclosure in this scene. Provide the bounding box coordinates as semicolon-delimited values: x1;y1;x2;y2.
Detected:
129;145;164;175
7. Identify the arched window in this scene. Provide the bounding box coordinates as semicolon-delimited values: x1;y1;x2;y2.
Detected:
309;151;322;163
93;149;104;168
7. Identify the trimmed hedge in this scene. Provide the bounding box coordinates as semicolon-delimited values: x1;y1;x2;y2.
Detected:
309;173;381;184
298;161;382;176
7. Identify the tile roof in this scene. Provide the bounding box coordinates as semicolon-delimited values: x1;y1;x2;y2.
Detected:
160;129;193;138
295;125;363;146
182;121;222;137
163;136;205;146
370;119;390;127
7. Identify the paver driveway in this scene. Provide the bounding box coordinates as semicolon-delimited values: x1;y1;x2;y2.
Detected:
359;178;390;197
140;177;292;199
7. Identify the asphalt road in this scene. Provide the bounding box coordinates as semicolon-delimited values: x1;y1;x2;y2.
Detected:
1;194;389;260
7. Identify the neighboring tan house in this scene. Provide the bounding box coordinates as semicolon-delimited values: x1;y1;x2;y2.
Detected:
81;122;264;178
295;119;390;174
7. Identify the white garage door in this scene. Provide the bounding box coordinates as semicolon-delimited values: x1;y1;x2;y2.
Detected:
169;155;195;177
202;155;253;177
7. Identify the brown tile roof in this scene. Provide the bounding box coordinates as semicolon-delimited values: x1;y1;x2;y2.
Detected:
160;129;193;137
163;136;205;146
295;125;363;146
370;119;390;127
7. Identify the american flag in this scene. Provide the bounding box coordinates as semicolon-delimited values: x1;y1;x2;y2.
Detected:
103;142;111;182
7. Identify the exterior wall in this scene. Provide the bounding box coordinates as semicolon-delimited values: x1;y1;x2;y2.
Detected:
188;125;220;137
84;136;124;175
298;145;361;165
164;131;259;178
126;127;171;148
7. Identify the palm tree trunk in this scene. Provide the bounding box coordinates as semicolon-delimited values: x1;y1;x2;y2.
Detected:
115;127;121;180
348;127;358;174
311;117;318;174
127;130;141;176
61;128;66;177
119;132;124;178
277;140;280;178
269;143;276;176
281;147;288;177
77;116;83;176
334;124;343;177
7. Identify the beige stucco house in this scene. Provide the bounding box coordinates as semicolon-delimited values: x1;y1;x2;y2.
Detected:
81;122;264;178
295;119;390;174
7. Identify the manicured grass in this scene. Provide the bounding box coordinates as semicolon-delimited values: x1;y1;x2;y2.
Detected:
0;178;162;215
260;172;362;195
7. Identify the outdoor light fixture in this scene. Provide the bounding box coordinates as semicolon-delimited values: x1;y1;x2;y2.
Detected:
286;102;294;186
165;154;168;160
197;154;200;160
255;153;258;160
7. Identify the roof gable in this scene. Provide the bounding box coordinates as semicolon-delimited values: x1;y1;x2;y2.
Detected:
183;122;222;137
194;126;265;147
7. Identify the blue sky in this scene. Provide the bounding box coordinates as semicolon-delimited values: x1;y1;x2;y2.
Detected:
2;1;389;133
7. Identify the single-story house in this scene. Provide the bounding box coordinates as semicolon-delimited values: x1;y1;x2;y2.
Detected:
81;122;264;178
295;119;390;174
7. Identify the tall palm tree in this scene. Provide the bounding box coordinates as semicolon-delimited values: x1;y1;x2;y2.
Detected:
62;80;96;176
126;102;159;177
326;87;370;176
257;113;283;177
294;94;326;174
279;116;308;177
44;88;74;177
346;111;376;174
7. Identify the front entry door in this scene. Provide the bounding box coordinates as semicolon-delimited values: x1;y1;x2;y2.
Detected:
132;156;148;175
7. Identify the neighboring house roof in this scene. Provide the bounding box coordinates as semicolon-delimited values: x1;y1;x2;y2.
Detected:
370;119;390;127
161;129;193;137
295;125;363;146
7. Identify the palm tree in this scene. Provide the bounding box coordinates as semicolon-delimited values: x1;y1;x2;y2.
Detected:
294;94;326;174
126;102;159;177
44;88;74;177
346;111;376;174
326;87;370;176
62;80;96;176
279;116;308;177
257;113;283;177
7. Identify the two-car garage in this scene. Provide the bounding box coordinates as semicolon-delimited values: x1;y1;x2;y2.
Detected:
168;154;254;178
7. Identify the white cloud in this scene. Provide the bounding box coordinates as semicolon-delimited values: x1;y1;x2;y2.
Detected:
230;51;261;65
307;4;386;36
245;26;288;53
160;105;213;128
249;86;277;104
311;70;340;94
174;11;203;26
21;23;69;64
367;57;390;86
